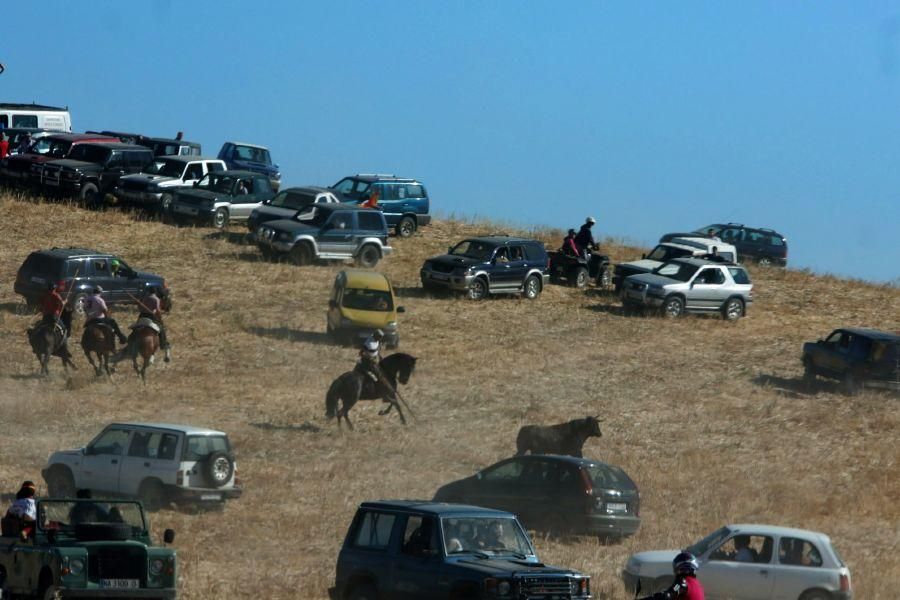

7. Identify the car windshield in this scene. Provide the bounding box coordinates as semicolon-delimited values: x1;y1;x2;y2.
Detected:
342;288;393;312
197;172;235;193
693;225;723;236
38;500;147;534
271;190;316;209
450;240;495;260
441;516;534;557
647;245;692;262
331;177;370;199
144;158;185;177
294;207;330;225
687;526;732;557
234;145;272;165
653;261;699;282
183;435;230;461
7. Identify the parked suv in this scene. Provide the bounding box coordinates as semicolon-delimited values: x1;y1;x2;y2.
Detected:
433;454;640;542
420;236;550;300
1;499;176;598
331;174;432;237
170;170;275;228
40;142;154;206
144;136;201;157
217;141;281;191
14;248;171;313
0;132;117;187
612;237;738;293
247;185;340;233
327;270;404;348
622;524;852;599
802;328;900;395
622;258;753;320
42;422;242;510
255;203;392;268
329;500;592;600
661;223;788;266
115;156;227;213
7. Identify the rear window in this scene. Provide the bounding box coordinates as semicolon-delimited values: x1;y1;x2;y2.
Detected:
728;267;751;284
524;242;547;261
182;435;230;461
586;464;636;490
358;211;385;232
19;253;66;278
271;190;316;210
352;511;396;550
342;288;393;312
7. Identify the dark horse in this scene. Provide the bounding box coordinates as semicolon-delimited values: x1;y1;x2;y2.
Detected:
325;353;417;430
115;320;161;383
26;307;77;375
81;321;116;377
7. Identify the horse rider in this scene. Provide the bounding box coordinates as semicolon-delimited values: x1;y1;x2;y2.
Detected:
82;286;128;344
561;228;580;257
639;552;705;600
574;216;598;259
129;288;171;362
40;281;68;338
354;330;385;388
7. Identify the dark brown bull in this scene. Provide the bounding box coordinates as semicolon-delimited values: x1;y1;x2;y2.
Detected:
515;416;603;458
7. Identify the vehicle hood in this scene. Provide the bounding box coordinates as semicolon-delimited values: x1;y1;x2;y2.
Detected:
624;550;680;576
48;159;100;170
176;189;220;203
133;271;165;285
626;273;679;287
339;306;396;328
617;259;661;273
121;173;178;187
452;557;572;575
263;219;320;235
427;255;486;269
45;447;85;464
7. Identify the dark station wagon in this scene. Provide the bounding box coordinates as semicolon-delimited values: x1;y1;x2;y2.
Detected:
803;328;900;395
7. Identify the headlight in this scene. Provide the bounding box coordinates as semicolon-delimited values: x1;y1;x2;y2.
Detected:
386;321;397;329
69;558;85;575
150;559;165;575
277;232;292;242
498;580;511;595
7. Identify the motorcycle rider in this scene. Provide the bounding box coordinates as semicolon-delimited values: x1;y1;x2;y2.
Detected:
82;286;128;344
639;552;705;600
574;216;598;259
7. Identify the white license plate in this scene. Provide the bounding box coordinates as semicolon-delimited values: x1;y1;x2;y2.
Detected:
101;579;139;589
201;493;222;501
607;502;627;512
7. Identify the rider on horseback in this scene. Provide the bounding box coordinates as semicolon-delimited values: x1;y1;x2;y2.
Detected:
129;288;171;362
354;333;383;385
82;286;128;344
40;281;68;338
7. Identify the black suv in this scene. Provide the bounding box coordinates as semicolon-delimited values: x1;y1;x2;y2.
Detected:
330;500;592;600
803;328;900;395
331;174;432;237
420;236;550;300
14;248;171;313
660;223;788;266
433;454;640;542
41;142;154;207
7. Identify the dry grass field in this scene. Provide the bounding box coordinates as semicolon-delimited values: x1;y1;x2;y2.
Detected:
0;191;898;599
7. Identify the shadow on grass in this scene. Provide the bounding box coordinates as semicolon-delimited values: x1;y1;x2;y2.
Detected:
0;301;33;315
394;286;444;299
204;230;251;245
587;303;631;317
250;421;322;434
244;326;331;346
752;373;834;397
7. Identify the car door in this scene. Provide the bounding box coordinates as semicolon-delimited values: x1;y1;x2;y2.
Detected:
465;458;526;514
685;266;728;311
772;536;829;600
112;258;144;303
342;510;400;598
327;273;345;331
392;514;443;600
182;162;204;186
700;534;776;600
230;176;269;219
319;211;355;255
818;331;851;377
513;458;559;528
86;256;119;302
118;429;181;497
79;426;133;493
374;183;400;225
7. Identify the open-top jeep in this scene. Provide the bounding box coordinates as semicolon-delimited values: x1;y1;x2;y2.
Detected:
0;498;177;599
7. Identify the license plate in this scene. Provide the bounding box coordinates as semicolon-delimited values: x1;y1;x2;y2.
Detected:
201;493;222;501
101;579;139;589
607;502;627;512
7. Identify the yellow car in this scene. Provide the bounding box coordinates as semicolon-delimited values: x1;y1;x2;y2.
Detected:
327;270;404;348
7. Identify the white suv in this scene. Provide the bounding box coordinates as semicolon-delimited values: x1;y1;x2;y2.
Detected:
41;422;242;510
612;237;738;293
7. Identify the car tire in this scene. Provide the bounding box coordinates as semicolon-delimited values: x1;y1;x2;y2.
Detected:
45;466;76;498
213;208;229;229
523;275;542;299
468;277;489;300
138;479;166;512
356;244;381;268
572;266;589;288
842;370;862;396
348;583;378;600
159;193;174;216
79;182;100;208
290;244;312;266
203;451;235;488
597;267;612;289
800;589;832;600
396;216;416;238
757;256;773;267
722;298;744;321
40;583;60;600
662;295;684;318
802;358;817;391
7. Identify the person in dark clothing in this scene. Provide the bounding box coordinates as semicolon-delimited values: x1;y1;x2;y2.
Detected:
561;229;579;257
574;217;597;258
68;489;109;524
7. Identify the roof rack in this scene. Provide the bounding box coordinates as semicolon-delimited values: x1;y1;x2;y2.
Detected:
356;173;397;178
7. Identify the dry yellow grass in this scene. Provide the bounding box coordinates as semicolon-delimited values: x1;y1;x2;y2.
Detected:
0;192;898;599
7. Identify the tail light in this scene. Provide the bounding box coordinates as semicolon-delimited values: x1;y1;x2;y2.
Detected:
578;578;589;596
176;470;184;486
840;573;851;592
579;468;594;513
233;468;240;486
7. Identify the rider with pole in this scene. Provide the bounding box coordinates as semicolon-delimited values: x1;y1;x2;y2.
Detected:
126;288;171;362
82;286;128;344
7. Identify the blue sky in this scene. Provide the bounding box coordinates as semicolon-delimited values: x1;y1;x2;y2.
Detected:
3;1;899;283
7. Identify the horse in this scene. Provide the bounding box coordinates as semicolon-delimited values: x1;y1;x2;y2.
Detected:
325;352;418;430
119;320;161;383
81;321;117;377
26;307;77;375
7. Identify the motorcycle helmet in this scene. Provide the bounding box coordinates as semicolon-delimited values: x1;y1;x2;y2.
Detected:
673;551;699;576
585;216;596;225
363;339;379;357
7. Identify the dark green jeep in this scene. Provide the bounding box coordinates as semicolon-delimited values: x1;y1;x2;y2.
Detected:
0;499;176;599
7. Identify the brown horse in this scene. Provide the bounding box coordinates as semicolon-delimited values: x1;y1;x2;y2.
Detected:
130;326;160;383
81;322;116;377
26;307;77;375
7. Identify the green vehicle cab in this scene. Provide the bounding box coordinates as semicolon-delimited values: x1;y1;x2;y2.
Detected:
327;270;404;348
0;499;176;599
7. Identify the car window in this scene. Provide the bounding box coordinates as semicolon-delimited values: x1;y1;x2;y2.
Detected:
482;460;524;481
520;459;558;485
328;212;353;230
507;245;525;261
106;152;124;168
379;184;399;201
779;537;823;567
184;163;203;180
182;435;230;461
647;245;691;262
654;262;699;282
207;161;225;172
719;227;744;243
769;234;785;246
352;511;396;550
709;535;774;564
871;341;899;365
357;211;385;232
91;258;110;276
401;515;439;557
253;176;272;193
271;191;316;210
405;184;425;198
128;432;180;460
89;428;131;456
332;177;371;197
234;145;271;164
586;464;637;490
342;288;393;311
836;333;853;354
694;267;726;285
728;267;751;284
126;151;152;169
12;114;38;128
524;242;546;261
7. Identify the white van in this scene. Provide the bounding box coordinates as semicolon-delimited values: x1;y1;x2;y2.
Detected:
0;102;72;131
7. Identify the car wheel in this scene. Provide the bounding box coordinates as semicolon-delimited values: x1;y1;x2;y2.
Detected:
468;277;489;300
290;244;312;266
203;451;235;488
722;298;744;321
800;589;832;600
523;275;542;299
159;193;174;215
80;182;100;208
213;208;229;229
757;256;773;267
572;266;589;288
662;295;684;318
138;480;166;512
40;583;60;600
597;267;612;289
45;466;76;498
842;370;862;396
802;358;817;391
356;244;380;268
396;216;416;238
348;584;378;600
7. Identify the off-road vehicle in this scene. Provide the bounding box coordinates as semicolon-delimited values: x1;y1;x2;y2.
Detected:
621;258;753;321
42;422;242;510
114;156;226;213
612;237;738;293
420;236;549;300
247;186;340;233
331;174;432;237
170;170;275;228
329;500;592;600
802;328;900;395
548;251;612;289
661;223;788;267
217;141;281;191
0;498;177;599
0;132;118;187
255;203;392;268
40;142;154;206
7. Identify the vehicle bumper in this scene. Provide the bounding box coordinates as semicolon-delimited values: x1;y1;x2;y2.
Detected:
417;215;432;226
380;246;394;256
117;190;163;204
584;514;641;538
57;588;176;598
171;204;215;223
420;268;472;291
166;485;242;503
256;239;295;253
622;288;663;308
45;180;81;193
865;379;900;392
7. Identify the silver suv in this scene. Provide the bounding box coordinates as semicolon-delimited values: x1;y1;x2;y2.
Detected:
622;257;753;320
612;237;738;293
42;422;242;510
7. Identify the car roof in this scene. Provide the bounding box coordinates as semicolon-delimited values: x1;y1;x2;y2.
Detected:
148;137;199;145
728;523;832;541
344;174;419;183
283;186;332;195
666;237;734;251
79;142;153;151
341;269;391;291
462;236;538;245
227;141;269;149
668;257;741;268
109;422;227;436
33;247;110;260
520;454;622;469
153;155;222;164
0;102;68;111
213;169;264;178
47;133;118;142
360;500;515;518
836;328;900;341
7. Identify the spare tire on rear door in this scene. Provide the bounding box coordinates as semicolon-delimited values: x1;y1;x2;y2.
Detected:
202;451;235;488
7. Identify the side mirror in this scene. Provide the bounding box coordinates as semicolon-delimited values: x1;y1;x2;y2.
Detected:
192;181;199;188
84;446;95;456
447;247;453;254
328;300;337;309
397;306;406;313
163;529;176;544
475;472;483;480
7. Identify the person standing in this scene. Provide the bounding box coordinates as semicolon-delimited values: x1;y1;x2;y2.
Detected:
0;133;9;159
